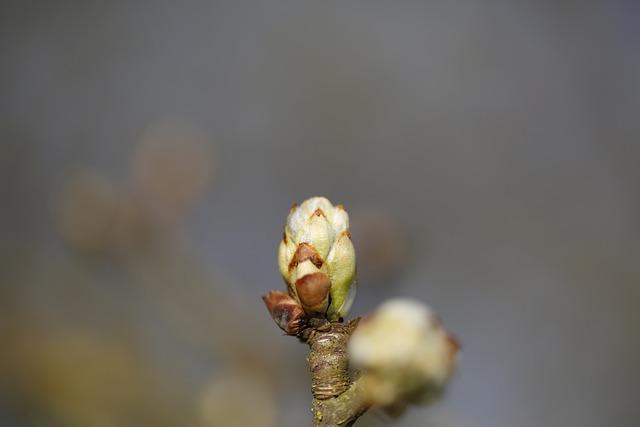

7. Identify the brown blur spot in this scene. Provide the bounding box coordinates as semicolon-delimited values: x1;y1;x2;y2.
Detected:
131;118;214;219
447;334;462;353
51;169;119;252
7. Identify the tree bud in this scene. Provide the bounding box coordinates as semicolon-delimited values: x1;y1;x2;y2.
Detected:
278;197;357;321
348;298;460;415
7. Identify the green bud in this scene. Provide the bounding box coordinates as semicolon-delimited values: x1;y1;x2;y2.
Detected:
278;197;357;321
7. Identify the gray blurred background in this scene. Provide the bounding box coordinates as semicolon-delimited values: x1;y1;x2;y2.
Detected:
2;1;639;426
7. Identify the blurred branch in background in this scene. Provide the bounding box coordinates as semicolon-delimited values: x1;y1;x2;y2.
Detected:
0;115;419;427
1;119;286;427
2;1;639;426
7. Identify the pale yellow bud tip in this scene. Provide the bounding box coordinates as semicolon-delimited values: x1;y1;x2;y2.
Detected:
349;298;460;413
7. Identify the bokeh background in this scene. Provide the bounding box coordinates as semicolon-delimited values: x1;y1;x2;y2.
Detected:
2;1;639;426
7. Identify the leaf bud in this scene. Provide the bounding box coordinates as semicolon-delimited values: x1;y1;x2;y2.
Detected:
278;197;357;321
349;298;460;415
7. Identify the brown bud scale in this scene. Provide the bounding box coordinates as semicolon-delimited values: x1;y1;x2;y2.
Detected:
288;242;324;271
262;290;308;335
296;272;331;315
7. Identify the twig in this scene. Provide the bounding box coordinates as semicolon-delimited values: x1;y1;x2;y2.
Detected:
299;318;371;427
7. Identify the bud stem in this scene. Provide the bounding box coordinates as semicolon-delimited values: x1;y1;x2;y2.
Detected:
299;318;371;427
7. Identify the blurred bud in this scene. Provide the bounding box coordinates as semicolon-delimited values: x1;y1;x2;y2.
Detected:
278;197;357;321
349;298;460;416
131;118;214;220
262;290;308;335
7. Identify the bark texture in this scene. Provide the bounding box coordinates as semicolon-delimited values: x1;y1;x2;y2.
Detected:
300;318;371;427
